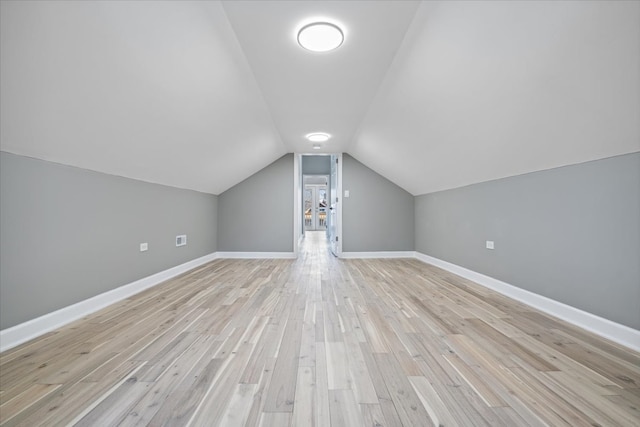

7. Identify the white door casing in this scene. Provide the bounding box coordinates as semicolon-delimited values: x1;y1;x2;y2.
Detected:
329;154;342;256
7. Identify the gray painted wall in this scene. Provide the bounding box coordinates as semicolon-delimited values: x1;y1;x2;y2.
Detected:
0;151;217;329
342;154;414;252
415;152;640;330
302;155;331;175
218;154;293;252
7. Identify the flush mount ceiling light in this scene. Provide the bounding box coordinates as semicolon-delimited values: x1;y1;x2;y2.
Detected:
297;22;344;52
306;132;331;143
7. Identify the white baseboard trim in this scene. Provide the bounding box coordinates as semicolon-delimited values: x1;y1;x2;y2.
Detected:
414;252;640;352
4;249;637;353
216;252;297;259
0;252;219;353
340;251;416;259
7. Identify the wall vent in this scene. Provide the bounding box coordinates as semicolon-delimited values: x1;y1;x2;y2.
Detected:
176;235;187;247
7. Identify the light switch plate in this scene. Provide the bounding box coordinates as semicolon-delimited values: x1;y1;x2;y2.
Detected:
140;242;148;252
486;240;494;250
344;190;350;198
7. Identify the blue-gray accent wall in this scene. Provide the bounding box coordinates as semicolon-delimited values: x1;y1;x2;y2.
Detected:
0;151;218;329
217;154;294;252
415;152;640;329
342;154;415;252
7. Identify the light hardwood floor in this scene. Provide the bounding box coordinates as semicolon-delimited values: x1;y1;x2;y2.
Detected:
1;231;639;426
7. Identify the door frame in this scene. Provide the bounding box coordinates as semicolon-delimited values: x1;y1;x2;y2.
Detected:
293;153;342;257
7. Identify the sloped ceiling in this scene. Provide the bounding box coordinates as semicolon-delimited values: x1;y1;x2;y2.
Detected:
221;0;419;154
351;1;640;195
0;1;285;195
1;1;639;195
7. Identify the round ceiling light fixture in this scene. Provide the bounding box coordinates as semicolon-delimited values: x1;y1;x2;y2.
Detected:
297;22;344;52
306;132;331;143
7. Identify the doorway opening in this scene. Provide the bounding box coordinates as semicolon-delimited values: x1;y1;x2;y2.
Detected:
303;176;328;231
294;154;342;257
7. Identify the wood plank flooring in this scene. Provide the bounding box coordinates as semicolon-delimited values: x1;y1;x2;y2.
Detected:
1;231;639;426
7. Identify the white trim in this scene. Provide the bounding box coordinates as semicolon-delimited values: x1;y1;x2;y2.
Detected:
0;252;219;353
414;252;640;352
293;154;301;256
336;153;343;257
341;251;416;259
216;252;297;259
5;248;635;353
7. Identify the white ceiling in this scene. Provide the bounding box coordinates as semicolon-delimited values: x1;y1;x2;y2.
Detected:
1;1;639;195
0;1;285;195
221;0;419;154
351;1;640;194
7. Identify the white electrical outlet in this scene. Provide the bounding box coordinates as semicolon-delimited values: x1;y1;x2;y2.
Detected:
486;240;495;250
140;242;148;252
176;235;187;247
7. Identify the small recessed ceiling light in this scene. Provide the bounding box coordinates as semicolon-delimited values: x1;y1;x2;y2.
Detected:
312;144;322;150
306;133;331;143
297;22;344;52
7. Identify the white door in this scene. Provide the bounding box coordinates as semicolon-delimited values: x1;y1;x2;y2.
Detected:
304;185;327;231
329;155;339;256
317;186;327;230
